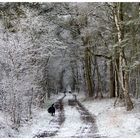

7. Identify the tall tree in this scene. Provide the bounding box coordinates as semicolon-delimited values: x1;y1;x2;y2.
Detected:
113;2;133;111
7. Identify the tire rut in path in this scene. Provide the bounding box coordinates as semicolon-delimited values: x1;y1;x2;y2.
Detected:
73;100;100;138
34;98;65;138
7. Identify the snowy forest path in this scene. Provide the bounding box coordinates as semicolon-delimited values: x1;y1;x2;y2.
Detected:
73;99;100;138
34;96;65;138
56;93;100;138
34;93;100;138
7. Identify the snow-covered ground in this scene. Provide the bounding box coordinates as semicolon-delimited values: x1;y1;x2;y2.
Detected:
55;94;82;137
18;93;64;137
18;107;58;137
18;92;82;138
0;93;63;138
0;92;140;138
0;111;18;137
81;96;140;138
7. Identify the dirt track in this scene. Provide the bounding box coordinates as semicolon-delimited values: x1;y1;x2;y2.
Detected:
73;100;100;138
34;94;100;138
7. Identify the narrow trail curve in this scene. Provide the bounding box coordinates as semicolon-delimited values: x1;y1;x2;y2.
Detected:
73;100;100;138
34;97;65;138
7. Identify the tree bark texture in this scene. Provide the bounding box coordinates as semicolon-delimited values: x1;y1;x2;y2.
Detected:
114;2;133;111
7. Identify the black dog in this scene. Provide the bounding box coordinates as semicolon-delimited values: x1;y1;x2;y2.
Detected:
48;104;55;116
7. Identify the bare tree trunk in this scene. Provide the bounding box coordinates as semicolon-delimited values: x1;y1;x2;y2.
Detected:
28;88;33;119
136;67;140;98
94;56;103;99
114;2;133;111
124;72;134;110
109;59;115;98
84;47;93;97
71;64;76;91
136;3;140;98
